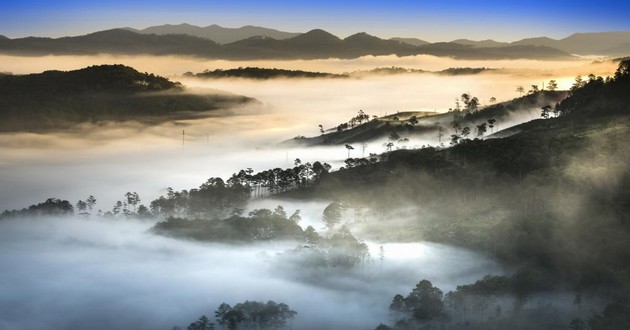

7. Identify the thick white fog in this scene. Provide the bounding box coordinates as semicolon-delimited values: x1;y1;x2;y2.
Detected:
0;217;503;330
0;54;612;211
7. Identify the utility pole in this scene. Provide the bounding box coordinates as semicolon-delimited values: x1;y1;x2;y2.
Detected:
182;130;185;149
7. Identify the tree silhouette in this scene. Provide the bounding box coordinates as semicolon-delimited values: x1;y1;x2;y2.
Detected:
489;96;497;104
345;144;354;158
323;201;343;229
461;126;471;139
487;118;496;133
547;80;558;91
476;123;487;137
516;85;525;95
541;105;552;119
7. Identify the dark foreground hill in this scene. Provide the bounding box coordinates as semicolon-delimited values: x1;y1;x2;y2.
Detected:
280;60;630;329
0;65;255;132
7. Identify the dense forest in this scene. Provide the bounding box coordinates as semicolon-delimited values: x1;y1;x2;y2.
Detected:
0;65;255;131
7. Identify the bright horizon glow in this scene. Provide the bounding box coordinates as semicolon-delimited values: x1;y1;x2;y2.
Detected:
1;1;629;42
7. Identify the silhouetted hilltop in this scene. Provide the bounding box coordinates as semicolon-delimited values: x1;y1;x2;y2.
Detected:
188;67;347;79
0;65;255;131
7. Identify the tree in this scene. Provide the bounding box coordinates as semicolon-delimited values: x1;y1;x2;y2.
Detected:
487;118;496;133
467;97;480;113
76;200;88;217
529;84;539;94
516;85;525;95
304;225;321;244
408;115;418;126
541;105;552;119
461;127;471;139
406;280;445;321
288;210;301;223
489;96;496;104
547;79;558;91
188;315;214;330
86;195;96;212
476;122;487;137
125;192;140;213
385;142;394;151
345;144;354;158
318;124;324;134
323;201;343;229
450;134;461;146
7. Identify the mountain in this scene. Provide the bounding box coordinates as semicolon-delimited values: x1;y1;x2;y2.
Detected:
417;42;571;60
605;41;630;56
511;31;630;55
0;28;574;60
390;37;430;46
0;65;255;131
125;23;301;44
0;35;8;40
451;38;510;48
0;29;220;56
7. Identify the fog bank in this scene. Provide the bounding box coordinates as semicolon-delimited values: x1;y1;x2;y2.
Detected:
0;217;503;330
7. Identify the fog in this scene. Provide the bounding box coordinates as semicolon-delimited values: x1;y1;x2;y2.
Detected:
0;217;503;330
0;54;620;329
0;54;612;211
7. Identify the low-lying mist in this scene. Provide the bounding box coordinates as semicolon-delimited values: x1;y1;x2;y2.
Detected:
0;53;610;211
0;217;502;330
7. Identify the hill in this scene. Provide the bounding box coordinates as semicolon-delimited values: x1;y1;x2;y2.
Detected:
188;67;347;79
0;28;574;60
283;61;630;313
511;31;630;55
0;65;255;132
389;37;430;46
125;23;301;44
285;91;567;146
451;38;510;48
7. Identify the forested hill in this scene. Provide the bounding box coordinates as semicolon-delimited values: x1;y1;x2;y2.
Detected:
288;60;630;296
0;64;181;94
0;65;255;132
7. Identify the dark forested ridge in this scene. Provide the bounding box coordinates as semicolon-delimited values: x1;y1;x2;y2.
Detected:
0;64;255;131
187;67;347;79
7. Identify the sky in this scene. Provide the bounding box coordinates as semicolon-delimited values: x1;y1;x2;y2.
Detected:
1;0;629;41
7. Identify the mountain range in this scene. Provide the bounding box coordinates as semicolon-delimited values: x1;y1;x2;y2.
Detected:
0;24;628;59
123;23;300;44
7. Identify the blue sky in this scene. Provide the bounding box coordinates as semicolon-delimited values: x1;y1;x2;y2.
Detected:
1;0;629;41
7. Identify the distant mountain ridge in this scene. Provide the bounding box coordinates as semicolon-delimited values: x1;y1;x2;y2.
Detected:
124;23;300;44
443;31;630;55
0;28;575;60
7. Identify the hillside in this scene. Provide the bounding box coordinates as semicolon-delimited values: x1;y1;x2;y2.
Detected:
0;65;255;132
283;61;630;299
0;28;575;60
285;91;567;146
